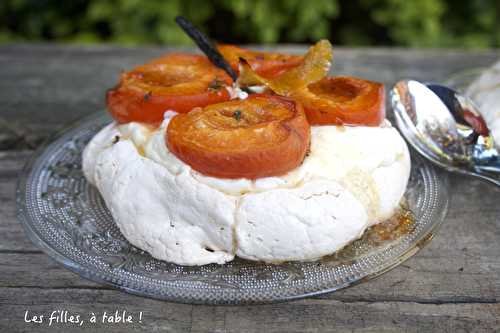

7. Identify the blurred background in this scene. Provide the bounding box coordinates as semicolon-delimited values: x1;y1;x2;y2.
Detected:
1;0;499;48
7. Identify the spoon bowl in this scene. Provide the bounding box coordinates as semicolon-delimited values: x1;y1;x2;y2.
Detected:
391;80;500;186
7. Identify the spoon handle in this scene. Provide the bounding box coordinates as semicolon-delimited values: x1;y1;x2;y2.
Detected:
473;166;500;187
175;16;238;82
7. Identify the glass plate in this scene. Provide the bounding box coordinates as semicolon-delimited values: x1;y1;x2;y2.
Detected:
17;112;449;304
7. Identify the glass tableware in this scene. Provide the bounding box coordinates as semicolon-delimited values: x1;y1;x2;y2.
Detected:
17;112;449;304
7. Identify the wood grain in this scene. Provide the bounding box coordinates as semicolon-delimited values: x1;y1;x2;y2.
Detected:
1;44;500;332
0;151;42;252
1;289;499;333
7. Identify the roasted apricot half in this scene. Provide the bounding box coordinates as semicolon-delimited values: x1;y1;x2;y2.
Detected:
166;94;310;179
292;76;385;126
107;53;233;125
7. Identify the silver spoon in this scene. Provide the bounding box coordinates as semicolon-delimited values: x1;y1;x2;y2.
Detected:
391;79;500;186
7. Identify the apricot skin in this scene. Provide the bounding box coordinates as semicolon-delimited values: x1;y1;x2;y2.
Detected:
166;95;311;179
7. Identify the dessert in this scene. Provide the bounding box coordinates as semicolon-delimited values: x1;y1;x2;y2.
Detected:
107;53;232;124
83;40;411;266
466;61;500;148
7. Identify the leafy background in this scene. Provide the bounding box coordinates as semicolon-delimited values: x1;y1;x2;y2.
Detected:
1;0;499;48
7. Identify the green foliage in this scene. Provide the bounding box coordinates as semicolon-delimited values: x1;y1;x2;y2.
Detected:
358;0;500;48
363;0;445;47
218;0;339;43
0;0;498;48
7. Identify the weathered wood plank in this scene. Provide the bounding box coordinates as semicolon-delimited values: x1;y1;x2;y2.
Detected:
190;299;500;333
0;288;193;333
0;151;42;252
1;289;499;333
0;253;104;289
0;150;31;175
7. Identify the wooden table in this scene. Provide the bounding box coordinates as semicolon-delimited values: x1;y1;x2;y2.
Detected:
1;44;500;332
